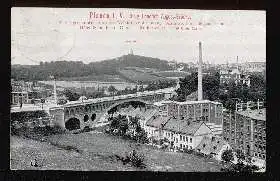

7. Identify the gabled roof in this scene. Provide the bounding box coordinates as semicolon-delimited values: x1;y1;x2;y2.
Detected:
195;136;229;154
163;119;206;136
146;115;171;128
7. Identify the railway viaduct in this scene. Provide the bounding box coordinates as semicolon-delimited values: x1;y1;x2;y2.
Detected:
49;88;174;130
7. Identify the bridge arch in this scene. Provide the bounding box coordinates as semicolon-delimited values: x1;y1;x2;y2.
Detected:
91;113;96;121
84;114;89;122
65;117;81;131
104;99;151;118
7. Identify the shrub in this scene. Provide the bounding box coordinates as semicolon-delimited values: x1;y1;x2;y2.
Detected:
221;149;234;163
129;150;146;168
183;148;194;154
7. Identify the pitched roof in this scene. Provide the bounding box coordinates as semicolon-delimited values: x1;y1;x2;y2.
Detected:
195;136;229;154
163;119;205;135
146;115;171;128
141;109;158;120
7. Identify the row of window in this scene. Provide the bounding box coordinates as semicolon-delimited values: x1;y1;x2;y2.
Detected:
166;132;192;143
177;144;192;150
254;153;266;159
255;144;266;151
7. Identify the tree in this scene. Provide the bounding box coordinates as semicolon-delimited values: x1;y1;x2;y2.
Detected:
139;85;144;92
108;85;117;98
119;119;129;135
221;150;260;173
236;149;246;164
221;149;234;163
63;89;80;101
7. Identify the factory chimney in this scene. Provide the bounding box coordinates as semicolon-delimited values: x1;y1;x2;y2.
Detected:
198;41;203;101
236;56;239;70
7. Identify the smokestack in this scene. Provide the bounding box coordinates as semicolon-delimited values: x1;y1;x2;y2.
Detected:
198;41;203;101
236;56;239;70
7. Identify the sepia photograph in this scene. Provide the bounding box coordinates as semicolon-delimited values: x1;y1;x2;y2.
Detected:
10;7;266;172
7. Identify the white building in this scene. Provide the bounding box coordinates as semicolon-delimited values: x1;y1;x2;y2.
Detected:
144;115;170;140
162;119;213;150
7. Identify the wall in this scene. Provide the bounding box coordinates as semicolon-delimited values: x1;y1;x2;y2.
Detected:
49;108;65;129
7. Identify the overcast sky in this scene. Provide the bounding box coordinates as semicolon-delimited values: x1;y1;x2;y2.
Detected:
11;8;266;65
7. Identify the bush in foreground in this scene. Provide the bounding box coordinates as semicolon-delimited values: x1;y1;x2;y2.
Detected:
115;150;146;169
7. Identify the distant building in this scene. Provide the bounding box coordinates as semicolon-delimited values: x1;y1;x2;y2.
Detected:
240;62;266;73
223;107;266;162
11;91;29;105
219;68;250;87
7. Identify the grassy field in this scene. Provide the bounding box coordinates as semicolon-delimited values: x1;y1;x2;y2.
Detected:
11;131;223;171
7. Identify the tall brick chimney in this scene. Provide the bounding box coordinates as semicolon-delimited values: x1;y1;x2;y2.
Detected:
198;41;203;101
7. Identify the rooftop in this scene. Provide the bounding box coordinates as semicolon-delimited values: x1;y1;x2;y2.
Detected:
163;118;205;135
237;108;266;121
146;115;170;128
195;136;229;154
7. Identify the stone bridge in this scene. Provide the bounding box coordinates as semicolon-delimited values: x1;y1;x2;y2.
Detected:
49;88;174;131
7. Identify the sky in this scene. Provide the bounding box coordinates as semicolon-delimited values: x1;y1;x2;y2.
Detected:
11;8;266;65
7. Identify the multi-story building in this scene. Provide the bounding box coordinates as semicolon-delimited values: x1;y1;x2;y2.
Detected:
240;62;266;73
11;91;29;105
153;100;223;135
155;100;223;123
223;107;266;161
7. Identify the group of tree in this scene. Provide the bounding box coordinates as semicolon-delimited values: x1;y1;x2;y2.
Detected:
145;80;176;91
11;54;176;81
221;149;259;172
174;71;266;111
106;114;148;144
175;72;220;102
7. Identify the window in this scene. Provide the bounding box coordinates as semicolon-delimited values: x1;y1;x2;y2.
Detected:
180;135;182;141
180;144;182;148
176;138;178;143
190;138;192;143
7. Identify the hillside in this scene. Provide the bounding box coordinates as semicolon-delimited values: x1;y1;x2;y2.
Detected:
11;54;174;81
118;67;169;83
